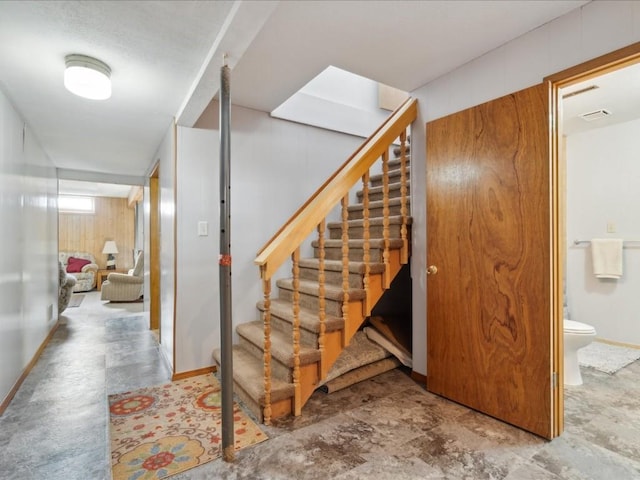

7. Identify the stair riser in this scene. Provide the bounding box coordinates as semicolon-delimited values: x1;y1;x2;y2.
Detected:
299;266;363;288
278;288;344;317
369;170;408;188
348;203;405;220
327;223;403;240
313;246;384;263
357;185;410;202
238;336;294;383
269;314;319;348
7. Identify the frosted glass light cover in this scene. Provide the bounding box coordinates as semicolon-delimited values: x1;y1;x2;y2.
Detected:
64;55;111;100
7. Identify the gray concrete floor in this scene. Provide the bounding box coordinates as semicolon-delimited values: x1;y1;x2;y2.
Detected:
1;291;639;479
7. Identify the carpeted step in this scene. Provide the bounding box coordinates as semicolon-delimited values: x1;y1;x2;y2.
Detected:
357;182;410;202
256;298;344;348
299;257;385;288
212;345;295;417
237;321;320;383
348;197;410;220
276;278;366;317
393;143;410;157
326;215;412;240
368;168;409;188
311;238;404;263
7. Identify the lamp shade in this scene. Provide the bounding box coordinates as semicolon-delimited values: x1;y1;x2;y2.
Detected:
64;54;112;100
102;241;119;255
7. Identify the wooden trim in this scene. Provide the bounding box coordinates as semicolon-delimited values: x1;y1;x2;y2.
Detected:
595;338;640;350
127;185;143;208
546;41;640;438
149;166;160;332
172;365;217;381
545;41;640;87
255;98;417;280
0;320;60;415
410;370;427;385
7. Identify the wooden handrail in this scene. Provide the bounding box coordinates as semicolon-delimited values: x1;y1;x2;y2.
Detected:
255;97;417;280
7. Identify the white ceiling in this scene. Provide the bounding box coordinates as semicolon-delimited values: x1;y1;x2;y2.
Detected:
561;62;640;136
0;0;592;181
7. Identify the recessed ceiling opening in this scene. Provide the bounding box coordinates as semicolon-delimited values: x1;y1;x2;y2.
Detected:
271;66;408;138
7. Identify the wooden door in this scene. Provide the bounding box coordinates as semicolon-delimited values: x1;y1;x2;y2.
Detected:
426;83;557;438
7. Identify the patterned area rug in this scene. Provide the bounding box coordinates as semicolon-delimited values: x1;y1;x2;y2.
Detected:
109;374;267;479
578;341;640;374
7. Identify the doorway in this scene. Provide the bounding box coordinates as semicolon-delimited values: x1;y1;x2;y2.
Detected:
547;42;640;435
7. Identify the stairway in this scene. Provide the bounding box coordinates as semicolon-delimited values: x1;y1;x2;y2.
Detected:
213;99;417;424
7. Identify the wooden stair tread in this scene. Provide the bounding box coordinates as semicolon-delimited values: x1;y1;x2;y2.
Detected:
298;257;386;275
257;298;344;333
237;321;321;367
276;278;366;301
212;345;294;405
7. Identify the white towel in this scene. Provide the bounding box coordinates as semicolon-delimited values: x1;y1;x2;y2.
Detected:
591;238;623;279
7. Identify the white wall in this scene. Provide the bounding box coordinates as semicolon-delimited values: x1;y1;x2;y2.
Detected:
193;101;362;358
410;0;640;375
156;124;176;371
0;88;58;406
566;118;640;345
174;127;219;373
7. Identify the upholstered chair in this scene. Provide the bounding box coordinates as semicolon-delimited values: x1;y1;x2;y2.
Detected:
58;251;99;292
58;261;77;314
101;251;144;302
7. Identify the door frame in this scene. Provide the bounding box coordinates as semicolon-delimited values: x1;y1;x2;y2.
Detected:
545;41;640;437
149;163;161;335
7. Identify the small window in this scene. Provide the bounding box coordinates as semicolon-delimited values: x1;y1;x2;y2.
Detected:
58;195;95;214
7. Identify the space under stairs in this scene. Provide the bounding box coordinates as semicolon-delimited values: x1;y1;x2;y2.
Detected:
213;98;417;424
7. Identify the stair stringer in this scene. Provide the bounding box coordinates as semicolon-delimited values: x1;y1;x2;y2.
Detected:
298;246;407;410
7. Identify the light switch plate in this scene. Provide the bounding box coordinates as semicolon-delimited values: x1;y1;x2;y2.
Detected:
607;221;616;233
198;221;208;236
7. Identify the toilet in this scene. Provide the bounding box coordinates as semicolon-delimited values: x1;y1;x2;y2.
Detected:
564;319;597;386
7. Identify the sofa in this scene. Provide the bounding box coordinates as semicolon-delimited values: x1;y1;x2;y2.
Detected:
101;250;144;302
59;251;99;292
58;261;77;314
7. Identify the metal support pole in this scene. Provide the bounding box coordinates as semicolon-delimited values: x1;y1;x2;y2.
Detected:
219;59;235;463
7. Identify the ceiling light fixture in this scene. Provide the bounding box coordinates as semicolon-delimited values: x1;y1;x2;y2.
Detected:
64;54;112;100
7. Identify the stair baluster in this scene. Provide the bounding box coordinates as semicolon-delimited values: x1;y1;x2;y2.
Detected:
218;98;419;424
317;220;327;379
341;194;350;347
399;131;409;264
382;150;391;288
291;248;302;415
262;275;272;425
362;171;371;316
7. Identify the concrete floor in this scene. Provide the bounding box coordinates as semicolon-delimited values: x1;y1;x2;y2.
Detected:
1;291;640;479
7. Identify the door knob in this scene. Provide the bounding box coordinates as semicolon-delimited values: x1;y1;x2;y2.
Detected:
427;265;438;275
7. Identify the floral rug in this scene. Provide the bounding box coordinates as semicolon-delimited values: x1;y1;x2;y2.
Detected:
109;374;267;480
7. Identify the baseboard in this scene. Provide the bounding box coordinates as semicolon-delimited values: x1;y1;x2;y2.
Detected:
595;337;640;350
410;370;427;385
0;319;60;415
172;365;217;381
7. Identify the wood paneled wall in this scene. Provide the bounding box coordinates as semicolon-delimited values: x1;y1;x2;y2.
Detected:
59;197;136;270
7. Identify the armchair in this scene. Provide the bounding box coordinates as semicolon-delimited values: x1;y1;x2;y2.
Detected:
101;251;144;302
58;261;77;314
59;251;99;292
